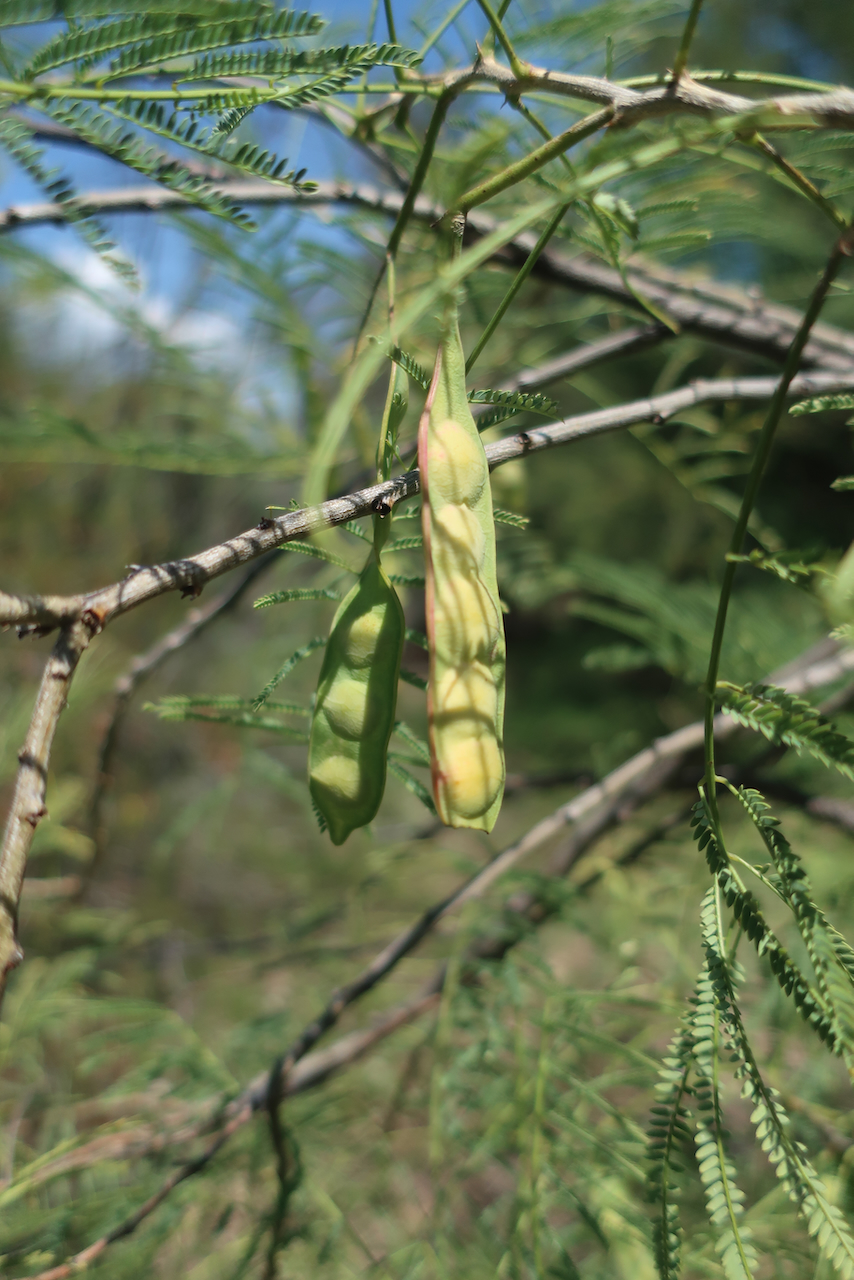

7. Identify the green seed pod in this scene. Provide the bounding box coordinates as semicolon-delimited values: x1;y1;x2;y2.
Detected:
308;553;405;845
419;307;506;831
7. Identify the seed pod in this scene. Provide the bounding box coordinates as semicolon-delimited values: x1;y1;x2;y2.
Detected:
308;552;405;845
419;311;506;831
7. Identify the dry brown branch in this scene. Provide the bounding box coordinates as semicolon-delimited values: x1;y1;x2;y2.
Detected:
15;54;854;152
4;182;854;371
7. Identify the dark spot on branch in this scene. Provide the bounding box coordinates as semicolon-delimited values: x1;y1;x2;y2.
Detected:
16;623;55;639
17;751;48;778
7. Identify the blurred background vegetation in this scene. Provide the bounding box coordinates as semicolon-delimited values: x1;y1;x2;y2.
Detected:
3;1;854;1276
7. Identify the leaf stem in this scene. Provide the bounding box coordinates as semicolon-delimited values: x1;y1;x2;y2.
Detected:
383;0;398;43
702;227;853;816
454;107;613;216
465;201;570;374
419;0;474;59
746;131;847;230
355;89;455;347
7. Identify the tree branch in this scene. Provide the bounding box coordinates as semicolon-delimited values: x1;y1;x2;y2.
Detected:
4;180;853;371
4;368;854;637
9;55;854;131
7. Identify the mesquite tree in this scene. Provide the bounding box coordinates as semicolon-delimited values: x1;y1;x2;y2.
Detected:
4;1;854;1276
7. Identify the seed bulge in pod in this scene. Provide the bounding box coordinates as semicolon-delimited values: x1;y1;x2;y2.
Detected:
427;418;486;507
435;662;497;724
311;754;363;803
321;676;378;740
433;575;501;664
434;503;486;570
344;604;391;668
440;735;503;820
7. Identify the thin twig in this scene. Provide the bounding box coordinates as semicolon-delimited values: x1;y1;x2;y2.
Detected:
671;0;706;83
494;324;671;392
702;224;854;823
0;619;95;987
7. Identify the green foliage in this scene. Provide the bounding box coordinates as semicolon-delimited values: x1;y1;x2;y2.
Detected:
727;548;827;585
467;388;558;416
5;0;854;1275
254;587;343;608
191;41;420;80
0;117;131;280
253;636;326;710
691;796;835;1048
146;695;310;736
717;682;854;779
386;344;430;390
790;394;854;416
26;7;326;78
387;757;436;813
278;541;356;572
41;100;257;228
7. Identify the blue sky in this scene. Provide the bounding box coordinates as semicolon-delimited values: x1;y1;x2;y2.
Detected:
0;1;499;412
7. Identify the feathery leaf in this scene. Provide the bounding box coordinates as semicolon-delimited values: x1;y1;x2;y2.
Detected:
717;682;854;780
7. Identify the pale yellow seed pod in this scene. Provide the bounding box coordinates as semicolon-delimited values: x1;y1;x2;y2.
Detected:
432;574;501;666
419;303;506;832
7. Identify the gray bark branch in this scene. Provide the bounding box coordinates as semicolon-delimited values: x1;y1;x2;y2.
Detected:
3;368;853;636
4;182;854;371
